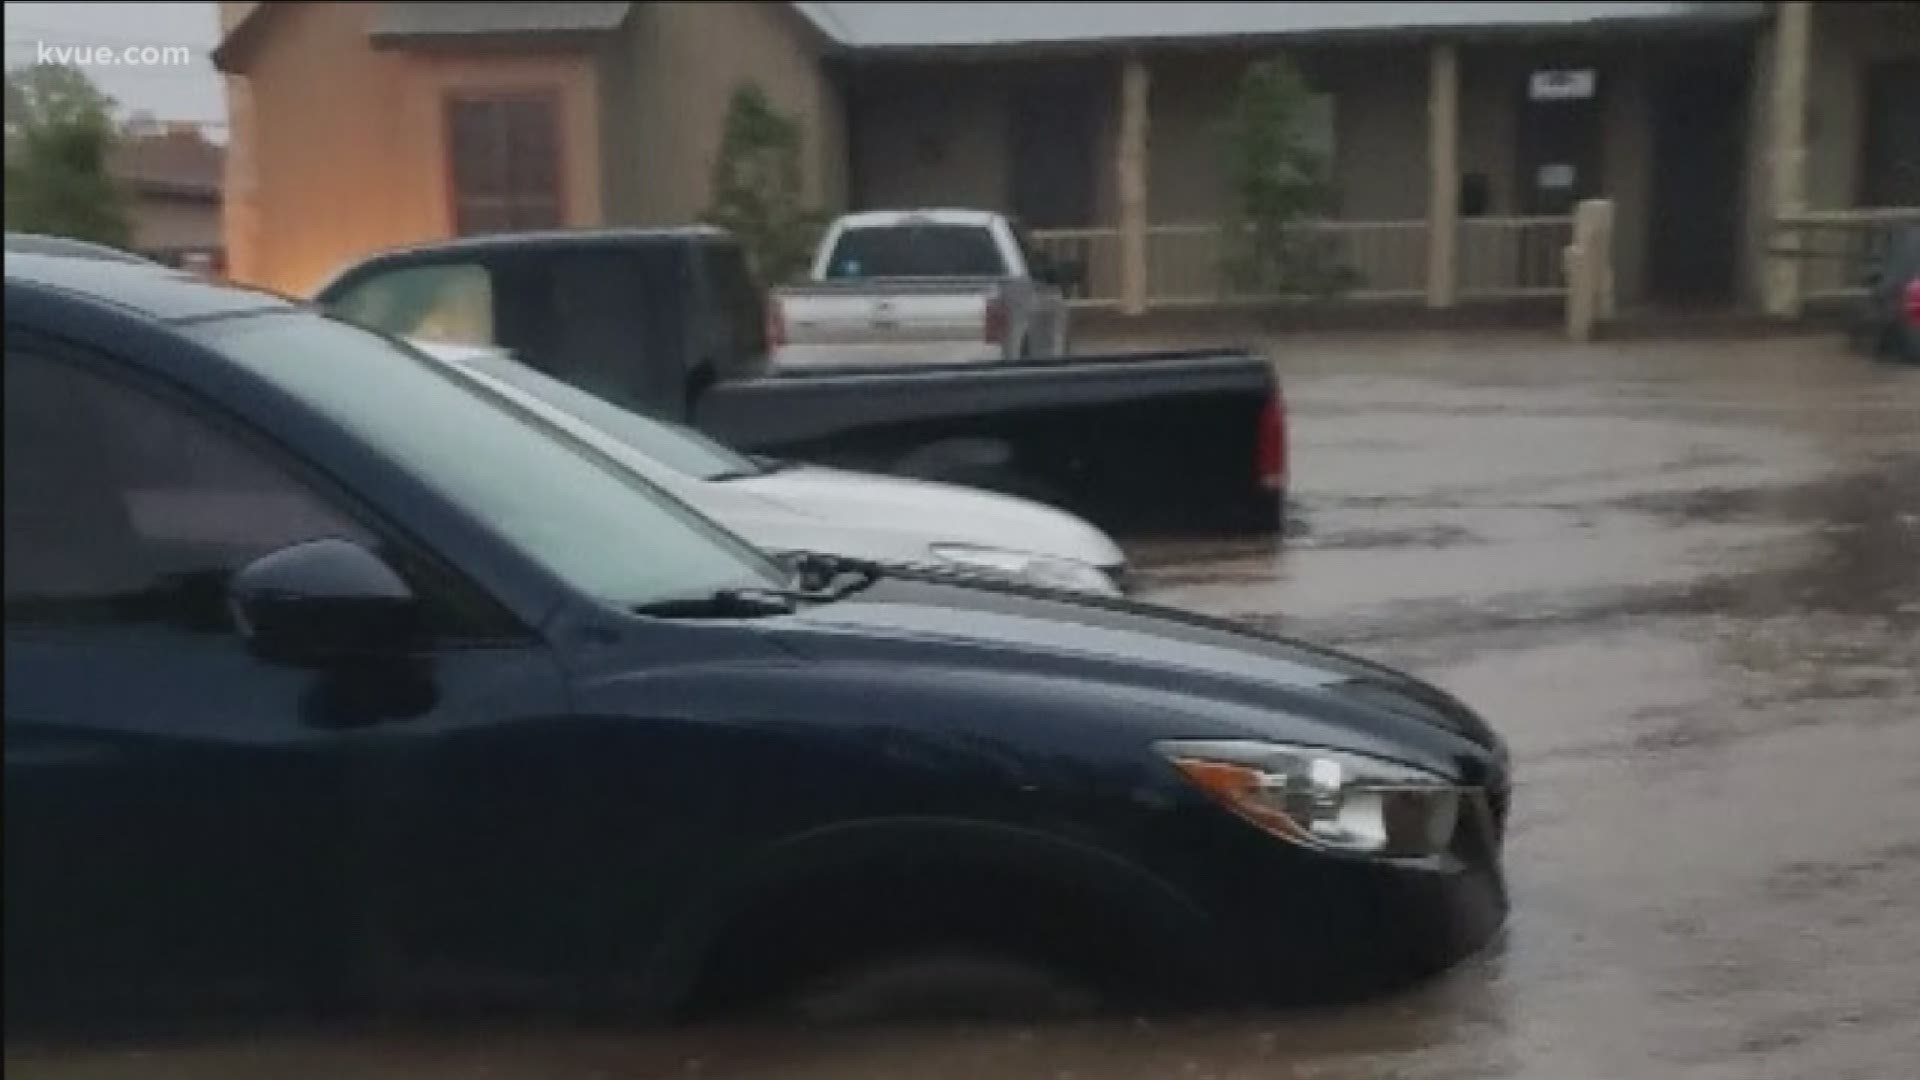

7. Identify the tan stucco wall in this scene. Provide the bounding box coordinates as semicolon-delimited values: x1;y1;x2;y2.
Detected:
1142;54;1232;224
1806;4;1920;210
850;65;1009;211
218;2;260;282
604;2;845;226
225;3;601;293
1319;46;1433;222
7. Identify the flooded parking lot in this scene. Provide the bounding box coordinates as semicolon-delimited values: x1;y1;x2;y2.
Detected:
11;331;1919;1079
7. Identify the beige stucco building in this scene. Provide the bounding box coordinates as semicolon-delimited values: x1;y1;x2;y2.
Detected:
215;1;844;293
217;2;1916;315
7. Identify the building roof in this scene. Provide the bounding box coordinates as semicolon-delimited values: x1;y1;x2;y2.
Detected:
109;125;225;201
367;2;635;43
792;2;1766;52
215;2;635;71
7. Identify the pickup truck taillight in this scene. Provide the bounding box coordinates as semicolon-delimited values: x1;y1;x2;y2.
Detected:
1257;393;1288;492
983;295;1008;345
1904;279;1920;326
765;297;787;349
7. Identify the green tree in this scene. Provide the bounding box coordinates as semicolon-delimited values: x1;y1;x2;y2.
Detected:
702;83;825;285
4;63;133;246
1219;57;1355;298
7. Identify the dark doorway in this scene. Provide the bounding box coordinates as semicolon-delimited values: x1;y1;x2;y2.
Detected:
1859;60;1920;208
1516;67;1605;216
1646;63;1749;303
1008;69;1100;228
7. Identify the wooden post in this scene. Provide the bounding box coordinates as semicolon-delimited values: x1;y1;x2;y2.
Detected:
1566;198;1615;341
1764;1;1812;318
1588;198;1616;320
1118;54;1151;316
1426;42;1460;310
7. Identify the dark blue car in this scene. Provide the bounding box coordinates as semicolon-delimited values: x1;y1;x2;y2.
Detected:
4;251;1509;1023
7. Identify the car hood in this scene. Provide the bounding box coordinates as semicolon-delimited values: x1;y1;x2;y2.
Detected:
725;466;1126;568
766;574;1501;768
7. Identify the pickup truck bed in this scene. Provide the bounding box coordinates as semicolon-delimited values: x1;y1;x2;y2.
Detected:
316;229;1285;537
699;349;1284;535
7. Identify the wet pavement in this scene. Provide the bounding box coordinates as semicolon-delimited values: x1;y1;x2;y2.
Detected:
11;331;1919;1079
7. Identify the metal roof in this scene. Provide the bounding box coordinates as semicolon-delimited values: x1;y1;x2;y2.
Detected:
792;2;1765;51
368;2;634;43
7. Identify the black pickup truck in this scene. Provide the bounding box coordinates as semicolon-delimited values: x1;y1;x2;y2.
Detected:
316;229;1285;536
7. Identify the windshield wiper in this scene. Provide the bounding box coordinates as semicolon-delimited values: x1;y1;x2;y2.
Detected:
635;557;883;619
632;588;800;619
785;552;883;599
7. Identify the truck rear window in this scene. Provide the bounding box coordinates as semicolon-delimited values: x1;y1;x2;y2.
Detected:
825;226;1004;279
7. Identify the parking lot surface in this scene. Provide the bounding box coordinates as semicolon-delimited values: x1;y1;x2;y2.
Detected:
11;331;1919;1079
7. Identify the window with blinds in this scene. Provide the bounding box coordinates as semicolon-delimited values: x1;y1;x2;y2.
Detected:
445;92;563;235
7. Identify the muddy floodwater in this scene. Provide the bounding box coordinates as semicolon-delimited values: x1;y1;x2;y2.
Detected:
11;332;1919;1079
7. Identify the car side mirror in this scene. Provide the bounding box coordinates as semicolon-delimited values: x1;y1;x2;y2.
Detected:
229;538;420;666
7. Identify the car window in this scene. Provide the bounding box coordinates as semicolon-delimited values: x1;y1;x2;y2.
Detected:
825;225;1005;278
187;312;787;609
456;353;762;481
328;262;496;346
4;349;374;633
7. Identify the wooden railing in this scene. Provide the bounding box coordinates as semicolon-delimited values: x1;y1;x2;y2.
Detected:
1460;215;1575;298
1143;221;1430;304
1774;207;1920;302
1029;228;1124;308
1033;215;1573;310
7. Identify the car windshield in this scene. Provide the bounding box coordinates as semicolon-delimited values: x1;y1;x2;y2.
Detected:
454;352;764;482
188;313;788;609
824;224;1005;279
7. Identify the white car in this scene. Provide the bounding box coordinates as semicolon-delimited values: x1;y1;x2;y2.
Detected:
411;342;1128;596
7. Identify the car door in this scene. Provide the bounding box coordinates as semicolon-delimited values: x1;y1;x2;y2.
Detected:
2;339;569;1017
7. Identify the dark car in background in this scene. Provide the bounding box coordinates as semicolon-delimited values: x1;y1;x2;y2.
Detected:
1857;226;1920;363
6;252;1506;1026
315;229;1287;538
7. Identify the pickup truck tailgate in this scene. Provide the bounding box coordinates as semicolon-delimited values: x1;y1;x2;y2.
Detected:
772;279;1001;357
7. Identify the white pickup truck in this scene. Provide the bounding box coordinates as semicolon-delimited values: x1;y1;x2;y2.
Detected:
767;210;1076;369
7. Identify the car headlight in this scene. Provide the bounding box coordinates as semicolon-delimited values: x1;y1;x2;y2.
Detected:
927;544;1121;596
1156;740;1470;859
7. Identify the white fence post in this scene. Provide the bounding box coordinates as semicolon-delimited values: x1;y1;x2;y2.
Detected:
1565;198;1615;341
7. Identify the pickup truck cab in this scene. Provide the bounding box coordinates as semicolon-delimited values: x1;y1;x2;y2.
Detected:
412;340;1128;595
317;229;1285;538
769;210;1072;368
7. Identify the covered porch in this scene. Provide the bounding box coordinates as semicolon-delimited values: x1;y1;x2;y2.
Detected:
840;2;1917;324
